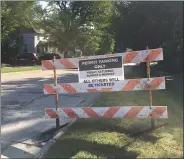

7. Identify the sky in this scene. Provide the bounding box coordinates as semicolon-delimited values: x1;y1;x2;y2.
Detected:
39;1;48;9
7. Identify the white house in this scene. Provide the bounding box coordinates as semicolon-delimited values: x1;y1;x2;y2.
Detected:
20;27;58;56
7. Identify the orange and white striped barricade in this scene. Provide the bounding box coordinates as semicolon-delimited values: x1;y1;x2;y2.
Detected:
41;48;163;70
41;48;168;128
45;106;167;119
43;77;165;94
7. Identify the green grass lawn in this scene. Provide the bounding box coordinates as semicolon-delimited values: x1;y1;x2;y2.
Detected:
1;65;41;73
44;71;183;158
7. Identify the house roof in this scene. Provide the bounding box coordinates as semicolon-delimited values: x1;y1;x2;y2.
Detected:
33;28;45;34
19;26;47;35
19;27;36;34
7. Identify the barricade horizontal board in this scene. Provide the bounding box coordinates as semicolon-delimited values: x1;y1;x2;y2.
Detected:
42;48;163;70
43;77;165;94
45;106;168;119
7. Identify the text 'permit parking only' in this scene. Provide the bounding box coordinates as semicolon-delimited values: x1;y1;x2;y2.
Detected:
78;56;124;83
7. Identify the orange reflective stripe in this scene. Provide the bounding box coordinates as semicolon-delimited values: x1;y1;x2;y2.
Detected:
87;89;98;92
124;106;144;118
150;106;167;118
103;107;120;118
42;61;54;70
99;88;112;92
59;59;76;68
148;77;164;89
62;108;79;118
44;85;55;94
144;48;162;61
122;79;140;91
45;109;58;118
82;108;99;118
123;52;137;64
61;84;78;93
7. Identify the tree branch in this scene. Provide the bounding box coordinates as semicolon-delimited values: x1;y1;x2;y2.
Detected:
61;1;67;10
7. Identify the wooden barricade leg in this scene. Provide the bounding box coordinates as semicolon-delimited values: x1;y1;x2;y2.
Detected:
53;56;60;129
146;46;155;129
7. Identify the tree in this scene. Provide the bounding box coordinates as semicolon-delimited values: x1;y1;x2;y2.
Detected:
97;33;115;54
112;1;183;72
40;1;114;57
113;2;182;49
1;1;36;41
1;1;43;61
1;32;23;63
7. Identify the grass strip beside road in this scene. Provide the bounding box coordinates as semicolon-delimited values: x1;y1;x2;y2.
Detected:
1;65;42;73
44;72;183;158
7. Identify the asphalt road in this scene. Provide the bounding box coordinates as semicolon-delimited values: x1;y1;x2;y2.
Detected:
1;70;78;125
1;70;100;158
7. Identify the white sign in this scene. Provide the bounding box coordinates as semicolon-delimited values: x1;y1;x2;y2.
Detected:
78;56;124;83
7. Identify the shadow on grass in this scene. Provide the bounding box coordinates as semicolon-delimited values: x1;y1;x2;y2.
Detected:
45;116;177;159
45;119;162;158
69;118;168;136
45;138;139;158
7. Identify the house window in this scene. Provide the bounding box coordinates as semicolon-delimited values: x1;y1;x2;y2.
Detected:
37;36;40;40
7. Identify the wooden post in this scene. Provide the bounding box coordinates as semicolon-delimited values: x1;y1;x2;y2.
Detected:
146;46;155;129
53;56;59;129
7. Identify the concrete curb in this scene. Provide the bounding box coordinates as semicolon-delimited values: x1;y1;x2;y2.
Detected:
34;119;76;158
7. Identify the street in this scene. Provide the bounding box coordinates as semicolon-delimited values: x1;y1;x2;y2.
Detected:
1;70;100;158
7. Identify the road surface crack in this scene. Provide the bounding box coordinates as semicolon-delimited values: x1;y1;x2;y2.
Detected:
19;95;50;107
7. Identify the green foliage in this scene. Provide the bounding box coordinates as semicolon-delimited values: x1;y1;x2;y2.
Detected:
41;1;114;57
112;1;183;72
1;31;23;62
97;33;115;54
1;1;36;41
1;1;42;61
